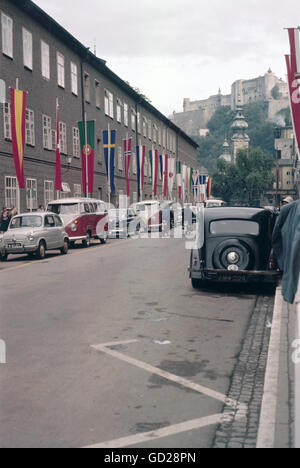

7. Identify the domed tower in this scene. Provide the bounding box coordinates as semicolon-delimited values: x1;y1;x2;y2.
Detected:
231;107;250;162
218;138;232;163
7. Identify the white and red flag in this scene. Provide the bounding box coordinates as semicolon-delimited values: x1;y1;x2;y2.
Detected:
136;143;145;199
162;154;169;198
151;148;159;197
168;157;175;199
123;137;132;198
286;28;300;155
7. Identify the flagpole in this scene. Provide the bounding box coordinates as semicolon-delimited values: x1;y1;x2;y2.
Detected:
84;112;89;198
108;124;111;207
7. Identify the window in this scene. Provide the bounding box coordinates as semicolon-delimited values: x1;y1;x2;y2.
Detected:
42;115;52;150
158;127;162;146
74;184;82;197
71;62;78;95
132;153;137;175
25;109;35;146
95;80;101;108
22;28;32;70
44;181;54;207
57;52;65;88
117;99;122;123
72;127;80;158
163;128;166;148
26;178;37;210
124;102;128;127
3;102;11;140
137;112;141;134
153;124;157;143
131;109;136;131
118;146;123;171
5;176;19;210
84;72;90;102
143;118;147;138
148;120;152;140
41;41;50;79
1;13;13;58
59;122;67;154
210;220;259;236
104;90;114;118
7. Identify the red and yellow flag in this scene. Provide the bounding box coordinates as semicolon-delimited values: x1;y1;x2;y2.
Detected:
10;88;27;189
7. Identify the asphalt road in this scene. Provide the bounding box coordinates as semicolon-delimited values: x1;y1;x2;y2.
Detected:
0;236;270;448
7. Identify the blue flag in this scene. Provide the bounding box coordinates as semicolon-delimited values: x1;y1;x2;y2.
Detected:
103;129;116;195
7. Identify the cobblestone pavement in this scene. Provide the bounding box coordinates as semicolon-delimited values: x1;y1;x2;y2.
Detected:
213;294;274;448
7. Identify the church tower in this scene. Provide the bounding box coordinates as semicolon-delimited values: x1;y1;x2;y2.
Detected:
218;138;232;163
231;108;250;162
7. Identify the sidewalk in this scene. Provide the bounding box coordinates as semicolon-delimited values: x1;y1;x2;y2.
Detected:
257;285;298;448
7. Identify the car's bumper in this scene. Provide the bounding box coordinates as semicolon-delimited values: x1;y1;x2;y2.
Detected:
67;235;87;242
2;244;38;255
189;268;281;284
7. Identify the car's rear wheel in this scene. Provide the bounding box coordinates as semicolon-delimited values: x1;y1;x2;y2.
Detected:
0;253;8;262
36;241;46;259
213;239;253;271
60;239;69;255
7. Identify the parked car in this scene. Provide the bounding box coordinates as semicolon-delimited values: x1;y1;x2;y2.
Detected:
47;198;108;247
0;213;69;261
108;208;140;238
205;199;227;208
133;200;182;232
189;207;280;288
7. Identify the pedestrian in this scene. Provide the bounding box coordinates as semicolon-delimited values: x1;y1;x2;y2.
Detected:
0;207;10;233
281;196;294;208
38;205;45;211
9;206;18;218
272;199;300;304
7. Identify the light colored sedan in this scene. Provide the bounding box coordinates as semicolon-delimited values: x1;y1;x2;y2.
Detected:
0;212;69;261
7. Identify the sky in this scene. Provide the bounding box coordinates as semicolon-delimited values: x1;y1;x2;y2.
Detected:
34;0;300;117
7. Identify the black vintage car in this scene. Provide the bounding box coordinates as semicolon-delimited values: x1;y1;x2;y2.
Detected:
189;207;281;288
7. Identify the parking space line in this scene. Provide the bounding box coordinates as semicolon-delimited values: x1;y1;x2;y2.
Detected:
84;414;223;449
91;340;237;406
88;340;247;448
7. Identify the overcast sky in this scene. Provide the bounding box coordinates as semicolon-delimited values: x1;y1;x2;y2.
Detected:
34;0;299;116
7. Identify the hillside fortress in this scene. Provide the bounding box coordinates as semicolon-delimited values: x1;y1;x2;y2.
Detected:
171;69;289;137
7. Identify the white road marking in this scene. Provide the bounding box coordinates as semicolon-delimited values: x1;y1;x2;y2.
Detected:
91;340;238;407
257;287;283;448
87;340;247;448
83;414;223;449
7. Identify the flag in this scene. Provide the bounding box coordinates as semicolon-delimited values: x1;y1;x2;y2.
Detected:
168;157;175;199
103;129;116;196
287;28;300;155
10;88;27;189
182;165;187;201
207;177;213;199
162;154;169;198
186;167;190;201
192;169;199;201
176;161;182;200
136;144;145;198
152;150;159;197
78;120;95;194
123;137;132;197
55;100;62;191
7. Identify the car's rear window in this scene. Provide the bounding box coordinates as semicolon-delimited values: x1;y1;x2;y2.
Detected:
210;220;259;236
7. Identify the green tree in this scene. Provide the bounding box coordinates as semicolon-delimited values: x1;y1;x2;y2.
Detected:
212;147;275;206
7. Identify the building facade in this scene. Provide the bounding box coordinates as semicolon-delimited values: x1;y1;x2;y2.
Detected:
266;126;300;205
0;0;198;213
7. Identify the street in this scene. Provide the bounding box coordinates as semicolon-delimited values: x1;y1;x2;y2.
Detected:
0;236;274;448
